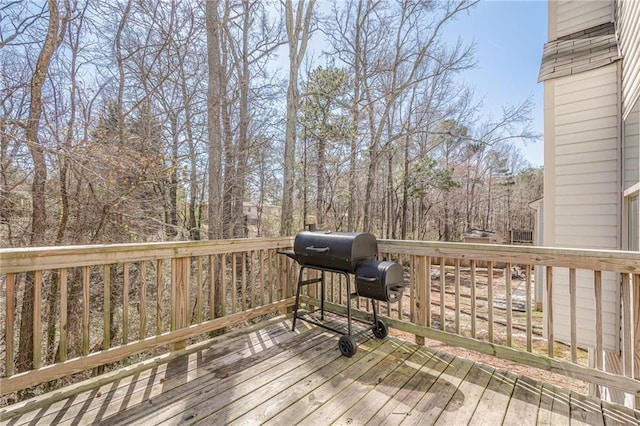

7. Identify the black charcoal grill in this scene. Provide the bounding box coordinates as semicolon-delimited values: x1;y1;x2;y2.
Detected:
279;231;406;357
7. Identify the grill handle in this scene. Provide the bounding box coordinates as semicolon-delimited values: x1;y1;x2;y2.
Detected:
356;276;378;282
305;246;330;253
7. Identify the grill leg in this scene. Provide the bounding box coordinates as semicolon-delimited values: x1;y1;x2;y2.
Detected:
292;266;306;331
345;273;352;336
320;271;325;320
372;297;378;323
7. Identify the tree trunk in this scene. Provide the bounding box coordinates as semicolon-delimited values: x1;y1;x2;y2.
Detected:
316;137;326;226
347;0;363;233
206;0;223;241
281;0;315;236
401;133;410;240
19;0;67;375
232;0;252;238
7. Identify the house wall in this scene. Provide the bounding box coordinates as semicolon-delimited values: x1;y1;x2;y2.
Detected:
553;65;620;250
618;0;640;116
552;0;613;38
624;103;640;190
619;0;640;205
544;63;621;351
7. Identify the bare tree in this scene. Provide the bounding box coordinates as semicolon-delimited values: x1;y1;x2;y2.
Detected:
0;1;47;50
206;0;223;240
280;0;314;236
18;0;70;375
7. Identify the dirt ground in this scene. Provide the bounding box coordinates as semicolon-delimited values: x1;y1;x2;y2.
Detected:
387;265;590;395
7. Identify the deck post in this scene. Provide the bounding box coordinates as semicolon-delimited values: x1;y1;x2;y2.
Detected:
171;257;190;351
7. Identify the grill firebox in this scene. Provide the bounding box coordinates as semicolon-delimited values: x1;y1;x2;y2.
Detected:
280;231;406;357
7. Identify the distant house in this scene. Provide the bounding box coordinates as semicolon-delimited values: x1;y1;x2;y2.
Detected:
242;202;281;237
539;0;639;404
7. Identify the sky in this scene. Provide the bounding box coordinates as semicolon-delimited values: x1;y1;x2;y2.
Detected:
442;0;548;167
297;0;548;168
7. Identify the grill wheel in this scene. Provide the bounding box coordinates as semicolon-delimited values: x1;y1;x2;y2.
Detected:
372;319;388;339
338;335;357;357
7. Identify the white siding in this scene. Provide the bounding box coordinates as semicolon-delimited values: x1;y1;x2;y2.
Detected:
618;0;640;115
624;102;639;189
549;269;619;350
555;0;612;38
545;64;620;350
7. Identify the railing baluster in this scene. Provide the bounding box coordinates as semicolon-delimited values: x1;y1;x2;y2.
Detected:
269;250;278;302
232;253;237;314
546;266;554;358
123;263;129;345
594;270;603;370
221;253;227;317
409;255;415;323
488;262;494;343
249;251;255;309
526;264;532;352
387;253;392;317
397;263;403;320
622;272;632;376
426;256;431;328
103;265;111;350
440;256;445;331
569;268;577;364
415;255;427;345
209;255;216;319
197;256;203;323
454;258;460;334
33;270;42;369
633;273;640;408
82;266;90;356
140;261;147;339
470;259;476;339
241;252;247;311
59;268;68;362
5;273;15;376
259;250;265;306
329;272;334;304
156;259;163;335
506;262;512;347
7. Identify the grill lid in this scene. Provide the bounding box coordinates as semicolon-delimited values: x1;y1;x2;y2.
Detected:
291;231;377;273
355;260;405;302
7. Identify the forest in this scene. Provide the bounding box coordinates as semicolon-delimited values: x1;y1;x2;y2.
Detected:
1;0;543;248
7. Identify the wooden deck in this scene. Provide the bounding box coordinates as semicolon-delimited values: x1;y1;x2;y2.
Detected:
2;317;638;426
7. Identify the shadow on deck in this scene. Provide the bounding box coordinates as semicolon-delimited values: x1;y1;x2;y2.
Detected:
2;317;639;425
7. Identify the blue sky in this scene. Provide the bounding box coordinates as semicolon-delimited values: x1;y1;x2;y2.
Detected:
443;0;548;167
300;0;548;167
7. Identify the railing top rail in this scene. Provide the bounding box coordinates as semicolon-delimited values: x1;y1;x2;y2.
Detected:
2;237;637;274
0;237;294;274
378;239;640;273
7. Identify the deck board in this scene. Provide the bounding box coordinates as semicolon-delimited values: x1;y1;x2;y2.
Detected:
467;369;517;425
2;317;638;426
402;353;473;425
365;347;451;425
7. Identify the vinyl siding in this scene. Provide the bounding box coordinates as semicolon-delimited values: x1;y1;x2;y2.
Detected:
624;102;639;189
549;269;618;350
618;0;640;115
545;63;620;350
555;0;612;38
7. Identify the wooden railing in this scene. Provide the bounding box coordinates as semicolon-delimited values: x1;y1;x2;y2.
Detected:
1;238;639;406
0;238;296;397
300;240;640;403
